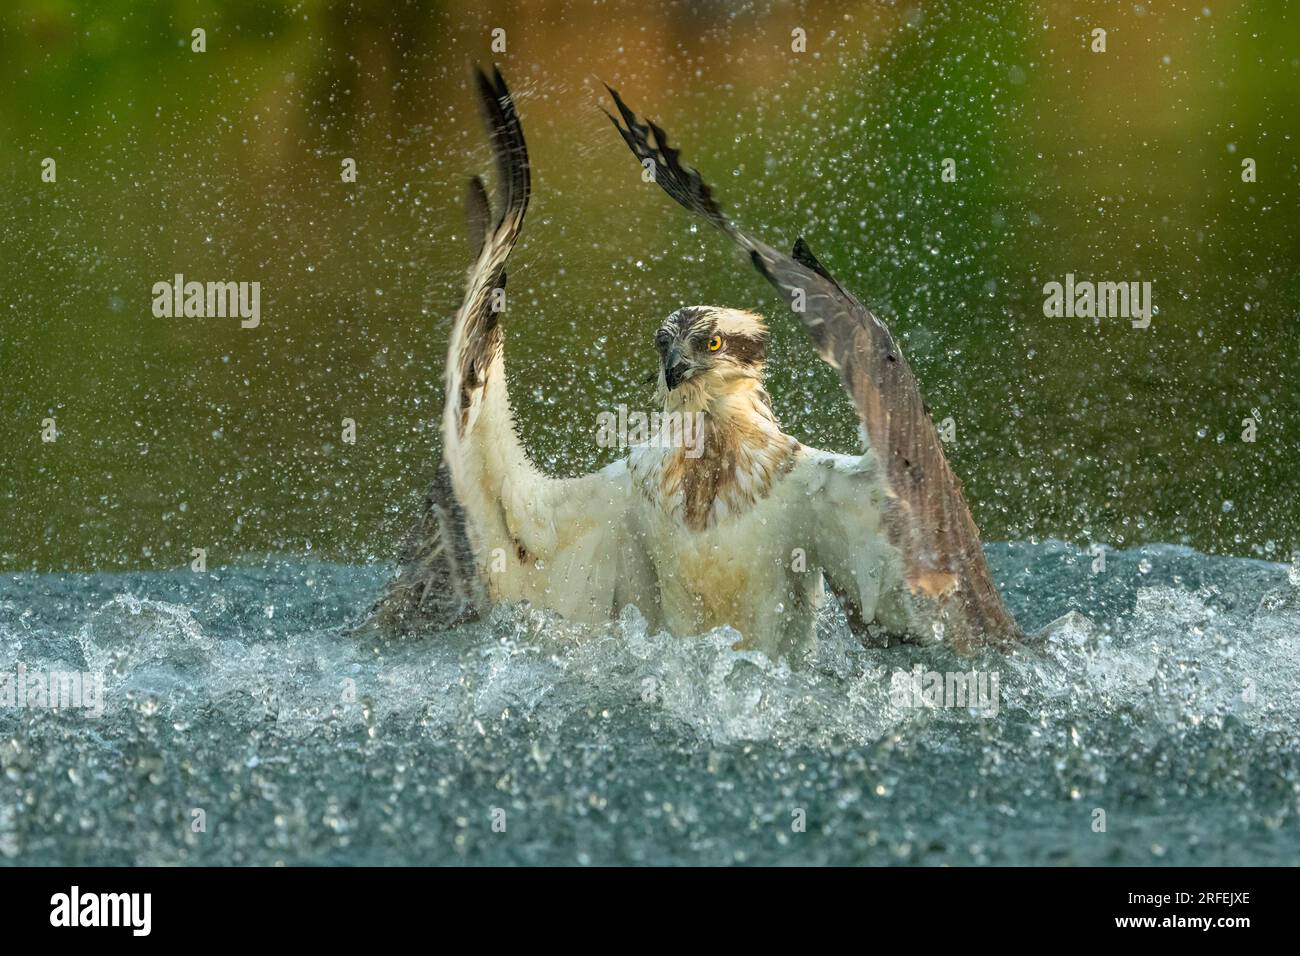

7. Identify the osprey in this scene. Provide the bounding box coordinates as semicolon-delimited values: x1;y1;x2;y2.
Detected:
365;67;1021;656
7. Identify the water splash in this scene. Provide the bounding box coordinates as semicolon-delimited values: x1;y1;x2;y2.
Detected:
1;542;1297;865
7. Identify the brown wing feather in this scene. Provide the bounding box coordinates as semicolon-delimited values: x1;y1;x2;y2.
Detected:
358;462;485;636
362;65;529;636
605;87;1020;650
453;64;530;440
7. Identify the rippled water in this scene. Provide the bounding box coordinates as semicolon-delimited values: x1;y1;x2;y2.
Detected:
1;542;1297;865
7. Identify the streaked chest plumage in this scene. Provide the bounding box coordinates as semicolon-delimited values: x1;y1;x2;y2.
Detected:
628;436;820;655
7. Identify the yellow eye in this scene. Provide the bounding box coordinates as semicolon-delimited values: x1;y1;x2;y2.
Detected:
707;334;723;352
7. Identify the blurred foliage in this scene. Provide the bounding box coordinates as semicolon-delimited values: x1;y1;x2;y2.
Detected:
0;0;1296;572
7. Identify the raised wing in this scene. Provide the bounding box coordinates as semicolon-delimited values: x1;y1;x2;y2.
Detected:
605;87;1020;651
364;67;658;636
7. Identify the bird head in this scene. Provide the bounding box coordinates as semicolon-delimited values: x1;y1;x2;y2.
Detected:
654;307;768;402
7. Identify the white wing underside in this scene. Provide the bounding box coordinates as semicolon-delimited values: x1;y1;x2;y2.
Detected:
447;352;659;624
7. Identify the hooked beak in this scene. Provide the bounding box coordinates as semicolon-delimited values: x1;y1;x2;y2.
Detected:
663;347;689;390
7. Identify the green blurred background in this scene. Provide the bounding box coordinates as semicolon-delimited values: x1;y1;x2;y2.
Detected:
1;0;1296;573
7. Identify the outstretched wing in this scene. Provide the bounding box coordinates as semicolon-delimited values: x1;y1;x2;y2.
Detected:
364;67;658;636
605;88;1019;651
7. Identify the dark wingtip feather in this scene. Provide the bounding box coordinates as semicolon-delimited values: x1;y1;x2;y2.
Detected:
603;85;732;235
467;63;529;235
465;175;491;256
471;62;497;111
604;84;644;136
791;236;842;290
791;237;819;271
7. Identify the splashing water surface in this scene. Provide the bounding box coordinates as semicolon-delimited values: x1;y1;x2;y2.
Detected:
1;542;1297;865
